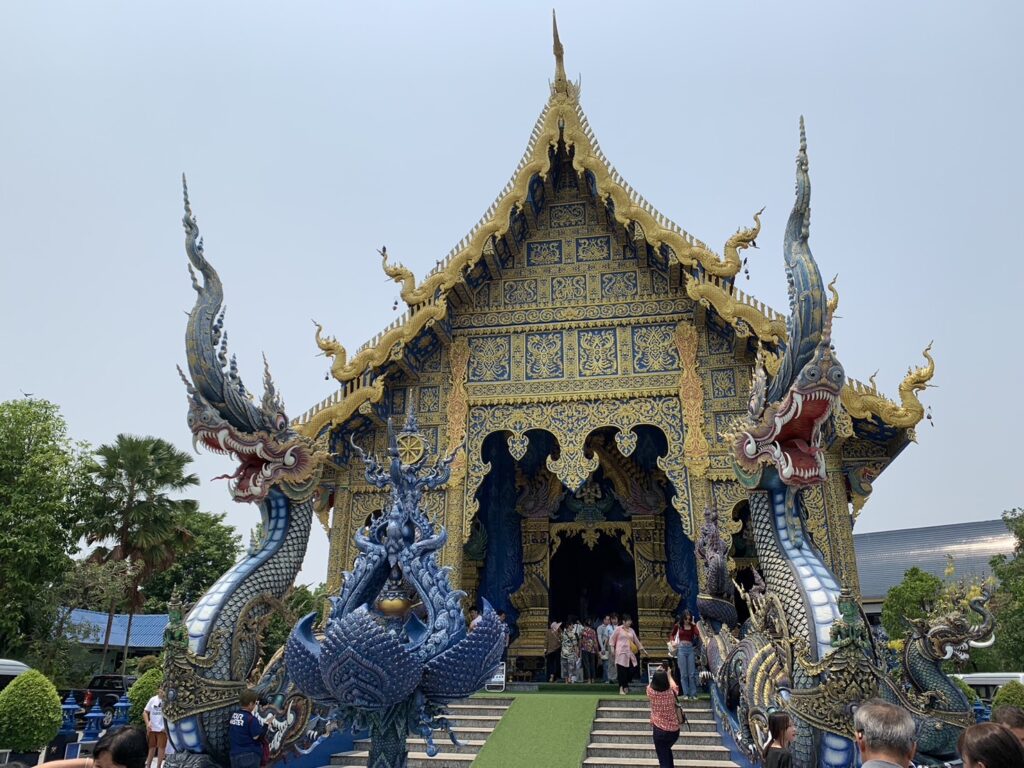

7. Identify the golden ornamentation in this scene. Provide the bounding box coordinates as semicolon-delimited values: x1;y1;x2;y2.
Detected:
802;485;830;567
685;277;788;343
674;322;711;478
313;296;448;385
396;433;426;465
840;343;934;428
326;487;352;595
464;396;690;531
591;434;667;516
577;328;618;376
550;521;631;555
445;337;470;489
468;335;511;382
295;375;386;439
827;275;840;315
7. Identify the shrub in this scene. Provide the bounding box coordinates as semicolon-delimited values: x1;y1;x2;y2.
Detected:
128;667;163;725
992;680;1024;710
0;669;62;750
951;675;980;704
131;655;161;675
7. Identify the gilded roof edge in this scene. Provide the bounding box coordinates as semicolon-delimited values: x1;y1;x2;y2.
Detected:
294;34;933;437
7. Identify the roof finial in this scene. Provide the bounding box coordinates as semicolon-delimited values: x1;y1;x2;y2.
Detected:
552;9;569;96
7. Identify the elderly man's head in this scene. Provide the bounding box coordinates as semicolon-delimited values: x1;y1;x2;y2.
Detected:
853;699;916;765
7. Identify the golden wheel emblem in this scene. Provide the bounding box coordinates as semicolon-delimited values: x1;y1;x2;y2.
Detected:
396;433;425;465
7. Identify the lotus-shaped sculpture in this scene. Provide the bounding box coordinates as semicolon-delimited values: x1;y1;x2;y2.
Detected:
285;408;504;767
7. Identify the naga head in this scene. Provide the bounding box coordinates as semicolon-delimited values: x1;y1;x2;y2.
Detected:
909;587;996;664
732;119;845;487
180;177;324;503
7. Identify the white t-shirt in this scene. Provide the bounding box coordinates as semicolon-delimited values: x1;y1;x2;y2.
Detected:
144;695;165;731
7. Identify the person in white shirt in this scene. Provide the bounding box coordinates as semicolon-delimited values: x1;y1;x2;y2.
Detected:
597;614;615;683
143;688;167;768
468;606;482;631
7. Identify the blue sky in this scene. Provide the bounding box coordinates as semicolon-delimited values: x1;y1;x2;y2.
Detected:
1;2;1020;587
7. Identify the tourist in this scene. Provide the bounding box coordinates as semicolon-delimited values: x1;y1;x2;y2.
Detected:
496;610;510;664
597;614;614;683
546;621;562;682
228;689;267;768
610;614;645;695
958;722;1024;768
580;618;599;683
668;610;700;700
991;705;1024;746
852;698;917;768
646;669;680;768
468;606;482;632
45;726;148;768
763;711;796;768
143;687;168;768
560;614;583;683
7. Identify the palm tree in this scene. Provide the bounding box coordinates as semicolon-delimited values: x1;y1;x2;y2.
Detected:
86;435;199;672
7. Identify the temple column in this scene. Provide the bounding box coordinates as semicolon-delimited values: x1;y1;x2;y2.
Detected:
632;516;677;647
509;519;551;658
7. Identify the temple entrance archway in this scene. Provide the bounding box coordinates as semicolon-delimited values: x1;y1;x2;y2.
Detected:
548;529;637;625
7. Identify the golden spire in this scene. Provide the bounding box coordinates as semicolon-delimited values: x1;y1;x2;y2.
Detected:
551;10;572;99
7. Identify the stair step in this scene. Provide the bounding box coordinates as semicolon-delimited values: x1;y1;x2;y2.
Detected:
583;759;740;768
594;717;716;730
588;742;731;756
352;738;485;755
331;751;476;768
590;729;723;745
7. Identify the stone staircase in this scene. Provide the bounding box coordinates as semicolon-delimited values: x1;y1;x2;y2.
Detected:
582;698;740;768
329;697;513;767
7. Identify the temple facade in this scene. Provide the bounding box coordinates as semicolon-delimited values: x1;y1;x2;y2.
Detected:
293;19;931;664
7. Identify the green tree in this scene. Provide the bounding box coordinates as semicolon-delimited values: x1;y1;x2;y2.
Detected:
142;509;242;612
86;434;199;672
988;508;1024;671
0;669;62;751
0;399;95;657
260;583;327;667
992;680;1024;709
881;566;944;640
26;559;134;687
127;667;163;726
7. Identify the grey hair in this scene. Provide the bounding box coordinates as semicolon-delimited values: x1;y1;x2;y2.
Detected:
853;699;916;757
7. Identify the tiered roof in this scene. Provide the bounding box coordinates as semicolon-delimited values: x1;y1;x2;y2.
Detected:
295;14;932;448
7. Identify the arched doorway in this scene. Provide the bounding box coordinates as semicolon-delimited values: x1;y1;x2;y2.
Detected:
548;529;637;624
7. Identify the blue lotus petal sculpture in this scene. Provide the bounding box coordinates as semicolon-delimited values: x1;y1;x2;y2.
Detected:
286;409;504;768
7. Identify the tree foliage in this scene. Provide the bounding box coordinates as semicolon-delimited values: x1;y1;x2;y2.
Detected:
0;399;95;657
26;559;134;687
992;680;1024;710
260;583;327;667
142;509;241;612
86;434;199;670
881;566;944;640
0;669;63;751
127;667;163;726
988;508;1024;671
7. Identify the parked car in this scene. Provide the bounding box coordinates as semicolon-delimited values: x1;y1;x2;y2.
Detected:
0;659;31;694
59;674;138;728
954;672;1024;704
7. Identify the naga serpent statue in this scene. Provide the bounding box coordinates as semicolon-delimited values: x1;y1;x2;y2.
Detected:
284;408;505;768
877;587;995;760
701;121;990;767
701;120;867;768
164;179;327;763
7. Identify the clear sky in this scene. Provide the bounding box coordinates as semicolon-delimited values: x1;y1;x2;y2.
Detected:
1;2;1020;588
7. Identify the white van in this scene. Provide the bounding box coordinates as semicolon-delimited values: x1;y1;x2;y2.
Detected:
0;659;30;693
954;672;1024;703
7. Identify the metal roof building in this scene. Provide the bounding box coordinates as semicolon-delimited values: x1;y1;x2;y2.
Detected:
853;519;1014;615
68;609;169;650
